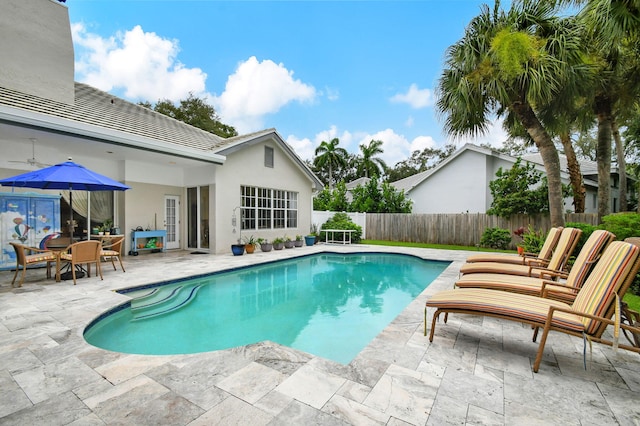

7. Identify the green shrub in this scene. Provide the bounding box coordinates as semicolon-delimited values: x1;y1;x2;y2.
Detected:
600;213;640;241
520;225;544;254
320;212;362;243
480;227;511;250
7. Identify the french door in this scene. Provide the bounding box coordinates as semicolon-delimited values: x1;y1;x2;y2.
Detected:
187;186;210;250
164;195;180;250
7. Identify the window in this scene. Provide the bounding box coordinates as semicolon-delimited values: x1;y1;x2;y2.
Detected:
265;146;274;168
241;186;256;230
241;185;298;230
258;188;271;229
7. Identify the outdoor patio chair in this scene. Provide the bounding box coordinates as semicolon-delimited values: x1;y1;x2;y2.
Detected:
455;230;616;302
458;227;582;279
100;235;125;272
425;241;640;372
465;226;563;266
59;240;103;285
9;242;58;287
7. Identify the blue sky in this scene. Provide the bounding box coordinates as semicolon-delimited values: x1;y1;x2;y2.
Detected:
67;1;508;166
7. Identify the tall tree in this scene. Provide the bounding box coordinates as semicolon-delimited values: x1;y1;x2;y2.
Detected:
575;0;640;219
437;0;587;226
141;93;238;138
357;139;387;178
314;138;348;189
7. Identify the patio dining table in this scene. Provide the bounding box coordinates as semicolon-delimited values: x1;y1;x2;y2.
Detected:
46;239;85;282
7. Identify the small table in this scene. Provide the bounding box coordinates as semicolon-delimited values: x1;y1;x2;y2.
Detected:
324;229;354;245
47;240;87;282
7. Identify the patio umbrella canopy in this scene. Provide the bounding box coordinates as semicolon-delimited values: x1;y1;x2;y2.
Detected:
0;160;130;238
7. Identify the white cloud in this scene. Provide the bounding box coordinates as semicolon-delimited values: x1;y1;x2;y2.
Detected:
405;115;415;127
72;23;207;102
289;125;441;167
324;86;340;101
288;125;355;162
449;117;509;148
286;135;315;163
214;56;317;133
357;129;413;167
410;135;437;153
390;84;434;109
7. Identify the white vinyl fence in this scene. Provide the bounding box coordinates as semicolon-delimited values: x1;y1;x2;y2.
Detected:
312;211;367;239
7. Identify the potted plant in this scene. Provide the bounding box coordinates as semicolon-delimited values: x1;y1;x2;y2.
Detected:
304;234;316;246
103;219;113;235
231;239;245;256
257;238;273;252
272;237;284;250
294;234;304;247
243;235;258;254
284;236;294;249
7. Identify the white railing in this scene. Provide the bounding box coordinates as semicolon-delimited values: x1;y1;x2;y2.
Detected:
312;211;366;239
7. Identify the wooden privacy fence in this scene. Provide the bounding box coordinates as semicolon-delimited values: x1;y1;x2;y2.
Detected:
366;213;598;248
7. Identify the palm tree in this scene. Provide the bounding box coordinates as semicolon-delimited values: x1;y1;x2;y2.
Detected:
357;139;387;178
314;138;348;189
437;0;588;226
574;0;640;219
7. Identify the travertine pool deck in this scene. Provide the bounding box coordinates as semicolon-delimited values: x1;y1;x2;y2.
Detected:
1;244;639;425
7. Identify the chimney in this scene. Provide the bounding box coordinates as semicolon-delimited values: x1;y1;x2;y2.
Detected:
0;0;75;104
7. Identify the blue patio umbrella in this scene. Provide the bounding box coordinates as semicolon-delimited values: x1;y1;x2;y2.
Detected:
0;160;130;237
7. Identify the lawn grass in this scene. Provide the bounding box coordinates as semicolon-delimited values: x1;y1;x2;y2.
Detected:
625;292;640;312
361;239;640;312
361;239;514;253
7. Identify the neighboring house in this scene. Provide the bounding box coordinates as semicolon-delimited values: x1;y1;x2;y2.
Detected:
344;177;370;202
391;143;634;215
0;0;322;254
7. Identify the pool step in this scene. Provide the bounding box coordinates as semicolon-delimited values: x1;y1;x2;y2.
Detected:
130;283;202;320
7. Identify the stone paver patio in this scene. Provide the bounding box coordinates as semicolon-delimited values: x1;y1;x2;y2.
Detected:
1;244;639;425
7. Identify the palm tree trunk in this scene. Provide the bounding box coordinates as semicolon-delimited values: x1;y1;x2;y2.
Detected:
560;132;586;213
328;163;333;190
612;119;627;211
595;94;612;221
512;102;565;227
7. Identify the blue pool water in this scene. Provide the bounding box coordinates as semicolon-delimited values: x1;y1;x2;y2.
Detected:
84;252;449;364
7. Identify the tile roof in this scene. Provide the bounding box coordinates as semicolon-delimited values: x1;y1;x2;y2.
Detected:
0;82;226;152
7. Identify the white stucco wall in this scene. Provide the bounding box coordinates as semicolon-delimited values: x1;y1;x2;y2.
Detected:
0;0;74;104
213;139;315;253
409;150;515;214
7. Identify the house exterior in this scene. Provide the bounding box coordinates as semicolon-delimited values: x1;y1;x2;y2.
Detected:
391;144;633;215
0;0;322;254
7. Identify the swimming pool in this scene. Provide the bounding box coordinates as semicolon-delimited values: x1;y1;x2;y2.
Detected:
84;252;449;364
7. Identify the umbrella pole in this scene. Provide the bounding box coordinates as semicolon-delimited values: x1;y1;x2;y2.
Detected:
69;190;73;239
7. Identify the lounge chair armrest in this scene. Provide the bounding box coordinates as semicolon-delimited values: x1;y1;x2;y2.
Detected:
540;281;580;299
524;257;549;267
546;305;637;334
528;266;567;280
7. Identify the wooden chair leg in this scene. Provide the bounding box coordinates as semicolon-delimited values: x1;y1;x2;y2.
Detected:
118;256;125;272
11;267;19;286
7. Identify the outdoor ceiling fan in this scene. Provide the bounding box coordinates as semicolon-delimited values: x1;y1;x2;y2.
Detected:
9;138;51;169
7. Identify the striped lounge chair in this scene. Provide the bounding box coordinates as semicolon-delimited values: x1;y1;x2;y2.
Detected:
425;241;640;372
465;226;563;266
455;230;616;302
458;227;582;279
